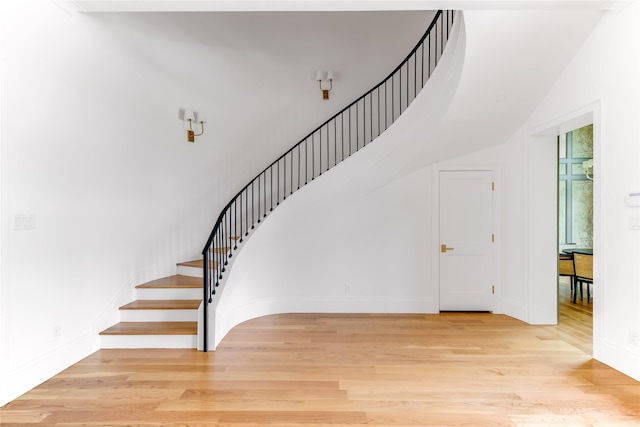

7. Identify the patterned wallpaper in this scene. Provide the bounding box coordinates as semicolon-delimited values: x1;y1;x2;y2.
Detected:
559;124;593;248
572;180;593;248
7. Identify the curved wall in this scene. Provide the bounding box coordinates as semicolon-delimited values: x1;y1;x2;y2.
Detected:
211;13;467;347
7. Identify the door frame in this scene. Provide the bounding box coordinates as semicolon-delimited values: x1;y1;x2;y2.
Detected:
524;102;600;354
432;164;502;313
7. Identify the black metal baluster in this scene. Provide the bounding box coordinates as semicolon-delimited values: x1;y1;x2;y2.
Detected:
414;52;417;98
270;166;273;211
233;201;237;250
349;107;353;157
369;93;373;143
333;122;338;166
435;22;438;69
362;96;366;146
360;99;364;148
341;113;344;161
232;202;236;248
239;192;243;242
447;11;450;36
277;160;280;205
326;124;329;172
312;134;315;180
298;145;301;189
404;62;408;112
244;189;248;236
392;74;395;123
319;130;322;176
356;102;359;151
263;172;267;217
224;213;229;264
376;87;380;138
440;15;443;53
384;82;388;130
428;33;432;78
218;222;223;269
400;65;404;114
421;41;425;87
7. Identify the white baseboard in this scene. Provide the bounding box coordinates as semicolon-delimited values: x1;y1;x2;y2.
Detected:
0;332;98;406
213;296;436;349
600;338;640;381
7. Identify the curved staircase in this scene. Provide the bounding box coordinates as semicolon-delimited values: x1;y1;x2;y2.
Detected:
201;10;456;350
100;10;456;350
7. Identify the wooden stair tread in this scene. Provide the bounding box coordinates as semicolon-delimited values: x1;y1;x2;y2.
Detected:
100;321;197;335
136;275;201;289
177;259;219;269
213;246;230;253
120;300;201;310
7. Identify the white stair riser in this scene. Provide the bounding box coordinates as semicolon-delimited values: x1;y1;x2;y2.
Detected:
101;334;197;349
136;288;202;300
120;309;199;322
176;266;220;278
177;265;204;277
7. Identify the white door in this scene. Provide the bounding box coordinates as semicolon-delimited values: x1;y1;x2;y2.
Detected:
439;171;493;311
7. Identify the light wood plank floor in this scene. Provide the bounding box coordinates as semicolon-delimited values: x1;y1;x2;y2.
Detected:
2;282;638;426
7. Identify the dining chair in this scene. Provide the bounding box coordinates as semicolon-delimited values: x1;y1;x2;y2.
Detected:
559;253;575;292
572;253;593;303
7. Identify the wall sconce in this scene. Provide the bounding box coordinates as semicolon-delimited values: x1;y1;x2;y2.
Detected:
316;70;334;100
183;109;206;143
583;158;594;180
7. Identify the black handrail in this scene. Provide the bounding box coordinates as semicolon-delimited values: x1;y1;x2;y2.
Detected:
202;10;455;351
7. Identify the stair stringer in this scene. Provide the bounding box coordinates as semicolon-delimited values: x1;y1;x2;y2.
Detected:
206;12;467;350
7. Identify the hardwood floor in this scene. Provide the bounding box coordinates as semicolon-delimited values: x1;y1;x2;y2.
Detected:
2;282;638;426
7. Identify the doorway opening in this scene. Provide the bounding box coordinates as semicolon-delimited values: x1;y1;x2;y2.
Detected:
557;124;593;354
525;103;599;356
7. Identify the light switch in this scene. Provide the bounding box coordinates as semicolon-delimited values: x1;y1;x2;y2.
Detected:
13;214;36;230
630;216;640;230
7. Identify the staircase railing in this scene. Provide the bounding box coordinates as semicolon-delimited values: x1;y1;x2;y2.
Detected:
202;10;455;350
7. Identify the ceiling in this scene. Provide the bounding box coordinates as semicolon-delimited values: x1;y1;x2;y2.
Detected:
68;0;632;13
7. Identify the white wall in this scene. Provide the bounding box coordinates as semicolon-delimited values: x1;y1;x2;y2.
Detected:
212;4;640;382
2;0;637;407
0;1;434;405
517;2;640;379
443;2;639;379
0;1;220;405
212;12;466;343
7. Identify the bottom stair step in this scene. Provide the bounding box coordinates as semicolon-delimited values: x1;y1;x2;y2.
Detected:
100;321;197;349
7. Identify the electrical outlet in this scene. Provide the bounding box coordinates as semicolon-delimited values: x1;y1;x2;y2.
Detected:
53;326;61;341
344;284;350;294
630;331;639;347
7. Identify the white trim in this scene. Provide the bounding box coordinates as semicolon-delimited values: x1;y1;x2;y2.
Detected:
524;101;600;345
0;58;11;407
73;0;629;13
431;163;502;314
0;331;97;406
215;296;437;349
